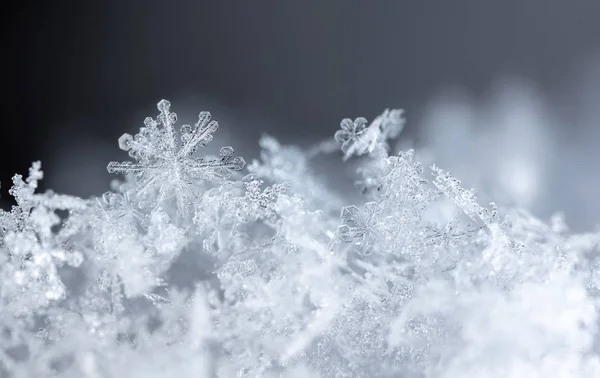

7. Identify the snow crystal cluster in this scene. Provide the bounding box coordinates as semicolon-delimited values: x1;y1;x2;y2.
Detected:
1;99;599;377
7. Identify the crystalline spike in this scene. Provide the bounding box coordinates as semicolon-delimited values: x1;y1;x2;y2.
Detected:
106;161;138;175
177;112;219;157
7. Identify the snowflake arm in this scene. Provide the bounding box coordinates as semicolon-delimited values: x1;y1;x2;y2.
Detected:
186;147;246;182
431;165;499;226
178;110;219;158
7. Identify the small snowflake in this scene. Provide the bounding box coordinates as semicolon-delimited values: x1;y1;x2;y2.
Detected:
338;202;382;256
334;117;368;157
334;109;405;161
107;99;245;213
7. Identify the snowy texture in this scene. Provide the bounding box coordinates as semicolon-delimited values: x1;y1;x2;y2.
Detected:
1;99;599;378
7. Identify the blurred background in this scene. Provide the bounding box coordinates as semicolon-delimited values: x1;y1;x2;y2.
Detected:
2;0;600;230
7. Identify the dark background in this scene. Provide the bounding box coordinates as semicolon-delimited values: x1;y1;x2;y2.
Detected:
2;0;600;208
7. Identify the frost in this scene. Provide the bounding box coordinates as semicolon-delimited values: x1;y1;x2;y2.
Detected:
1;99;600;378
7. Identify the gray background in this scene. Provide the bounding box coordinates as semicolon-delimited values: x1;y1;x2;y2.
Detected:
2;1;600;228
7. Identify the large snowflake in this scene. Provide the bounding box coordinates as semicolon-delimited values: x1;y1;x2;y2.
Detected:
107;99;245;213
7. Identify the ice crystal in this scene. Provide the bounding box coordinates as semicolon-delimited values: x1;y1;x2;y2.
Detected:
335;117;368;155
338;202;382;256
107;99;245;213
335;108;405;160
1;99;600;378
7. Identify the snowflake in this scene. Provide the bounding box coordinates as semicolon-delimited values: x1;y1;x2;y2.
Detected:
334;117;368;156
1;162;88;236
107;99;245;213
334;109;405;161
338;202;383;256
